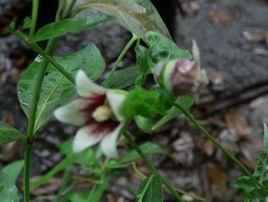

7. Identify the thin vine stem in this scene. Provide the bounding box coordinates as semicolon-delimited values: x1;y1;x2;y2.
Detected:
173;102;268;194
104;34;139;87
29;0;39;38
124;131;198;202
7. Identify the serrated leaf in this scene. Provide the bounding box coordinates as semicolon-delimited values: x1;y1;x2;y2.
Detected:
121;142;167;163
18;43;105;132
1;160;24;184
78;0;171;38
152;96;195;130
120;88;168;119
107;66;139;89
146;31;191;63
31;14;113;42
0;172;19;202
0;122;24;144
138;175;163;202
234;124;268;200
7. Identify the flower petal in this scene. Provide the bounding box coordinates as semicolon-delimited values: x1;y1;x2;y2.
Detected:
54;99;87;125
106;90;126;121
100;123;124;158
76;70;105;97
192;40;200;64
72;126;102;153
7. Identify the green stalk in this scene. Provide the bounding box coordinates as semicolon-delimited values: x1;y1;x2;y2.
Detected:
21;1;77;200
123;131;183;202
63;0;77;18
104;34;138;87
173;102;268;194
12;31;74;84
29;0;39;38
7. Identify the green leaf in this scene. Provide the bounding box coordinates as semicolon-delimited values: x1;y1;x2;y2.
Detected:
78;0;171;38
146;31;191;63
152;96;195;130
138;175;163;202
23;17;32;29
0;122;24;144
234;124;268;200
31;155;75;190
107;66;140;89
1;160;24;184
135;42;152;86
18;43;105;132
120;88;168;119
135;116;156;134
31;14;113;42
121;142;167;163
0;172;19;202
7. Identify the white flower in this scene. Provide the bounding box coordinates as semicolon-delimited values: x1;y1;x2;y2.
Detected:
54;70;126;158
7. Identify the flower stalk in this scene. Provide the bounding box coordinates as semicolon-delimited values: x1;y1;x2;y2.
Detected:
124;131;189;202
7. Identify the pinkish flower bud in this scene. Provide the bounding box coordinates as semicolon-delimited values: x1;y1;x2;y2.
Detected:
154;41;208;96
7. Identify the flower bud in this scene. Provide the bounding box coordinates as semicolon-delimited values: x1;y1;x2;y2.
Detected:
154;41;208;96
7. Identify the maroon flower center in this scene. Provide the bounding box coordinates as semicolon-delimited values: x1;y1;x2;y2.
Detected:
80;93;119;137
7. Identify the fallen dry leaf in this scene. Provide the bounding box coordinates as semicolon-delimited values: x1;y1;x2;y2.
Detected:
207;163;227;193
30;176;61;195
209;11;233;24
202;140;214;156
224;108;251;138
242;30;268;43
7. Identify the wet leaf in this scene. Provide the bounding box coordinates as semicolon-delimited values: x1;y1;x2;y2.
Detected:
18;43;105;132
0;172;19;202
2;160;24;184
106;66;139;89
78;0;171;38
0;122;24;145
31;14;113;42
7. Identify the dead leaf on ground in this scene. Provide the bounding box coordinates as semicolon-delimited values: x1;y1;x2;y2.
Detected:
224;108;251;138
207;163;227;193
202;140;214;156
30;176;61;195
208;11;233;24
242;30;268;43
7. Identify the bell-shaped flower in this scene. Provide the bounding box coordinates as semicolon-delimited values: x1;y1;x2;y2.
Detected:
153;41;208;96
54;70;126;158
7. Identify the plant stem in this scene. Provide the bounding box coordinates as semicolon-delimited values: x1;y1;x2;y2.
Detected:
123;131;183;202
22;1;77;200
173;102;268;194
23;141;33;202
29;0;39;38
12;30;75;84
63;0;77;18
104;34;138;87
